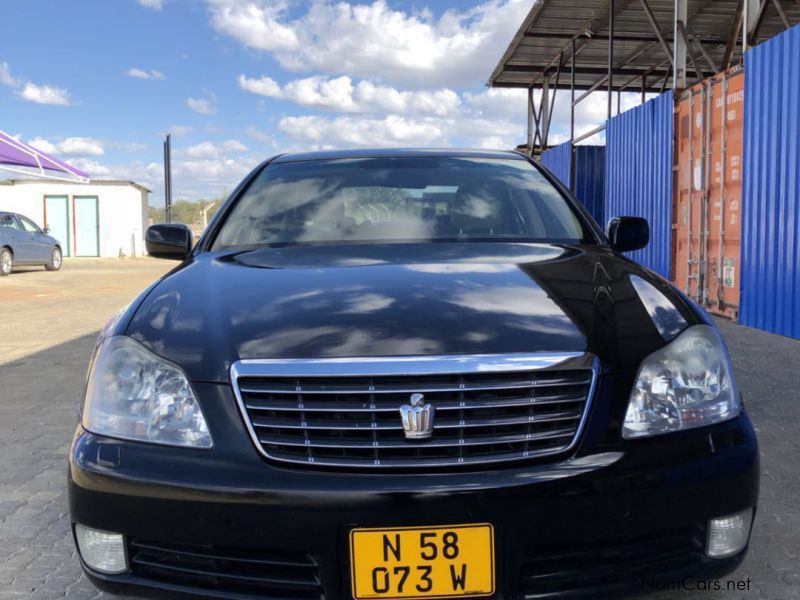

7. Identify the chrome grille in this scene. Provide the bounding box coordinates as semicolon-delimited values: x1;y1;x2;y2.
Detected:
232;353;597;469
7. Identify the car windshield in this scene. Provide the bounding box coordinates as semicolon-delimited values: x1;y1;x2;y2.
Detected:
212;156;593;249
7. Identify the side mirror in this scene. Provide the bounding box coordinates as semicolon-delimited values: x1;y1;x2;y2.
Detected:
146;223;192;260
606;216;649;253
43;226;51;234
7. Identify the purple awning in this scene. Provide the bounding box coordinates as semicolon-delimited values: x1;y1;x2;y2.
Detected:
0;129;89;180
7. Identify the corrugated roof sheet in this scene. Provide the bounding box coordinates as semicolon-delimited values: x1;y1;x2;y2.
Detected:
489;0;800;91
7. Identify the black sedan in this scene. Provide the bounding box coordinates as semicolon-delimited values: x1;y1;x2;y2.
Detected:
69;149;758;599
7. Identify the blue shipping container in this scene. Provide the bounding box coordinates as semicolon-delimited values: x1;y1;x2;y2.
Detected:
539;141;571;186
539;142;606;225
740;24;800;339
604;92;674;278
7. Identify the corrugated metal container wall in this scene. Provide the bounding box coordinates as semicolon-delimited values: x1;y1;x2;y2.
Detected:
539;141;571;186
605;92;674;278
740;25;800;339
573;146;605;225
673;68;744;319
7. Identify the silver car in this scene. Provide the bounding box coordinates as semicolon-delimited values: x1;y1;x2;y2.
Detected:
0;211;63;276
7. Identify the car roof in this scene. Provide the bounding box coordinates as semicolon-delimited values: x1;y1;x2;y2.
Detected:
271;148;527;164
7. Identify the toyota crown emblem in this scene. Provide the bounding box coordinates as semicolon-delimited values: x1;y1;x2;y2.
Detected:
399;393;435;440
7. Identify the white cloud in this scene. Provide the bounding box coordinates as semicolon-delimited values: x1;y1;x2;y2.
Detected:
126;67;165;80
1;62;72;106
69;158;113;177
0;62;17;87
180;139;248;159
209;0;530;88
138;0;164;10
244;126;276;146
239;74;460;116
18;82;71;106
57;137;104;156
278;115;447;148
168;125;192;137
238;74;281;97
27;136;104;157
112;141;149;152
83;148;258;202
268;86;530;150
187;96;216;115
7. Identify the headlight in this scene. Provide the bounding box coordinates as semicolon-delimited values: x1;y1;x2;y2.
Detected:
82;335;212;448
623;325;740;439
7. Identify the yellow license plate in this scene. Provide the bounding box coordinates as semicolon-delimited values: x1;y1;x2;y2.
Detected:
349;523;495;599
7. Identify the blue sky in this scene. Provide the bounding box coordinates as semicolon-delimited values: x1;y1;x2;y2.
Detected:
1;0;619;204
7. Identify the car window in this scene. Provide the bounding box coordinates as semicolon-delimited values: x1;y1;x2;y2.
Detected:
213;157;592;249
18;216;41;233
0;215;19;230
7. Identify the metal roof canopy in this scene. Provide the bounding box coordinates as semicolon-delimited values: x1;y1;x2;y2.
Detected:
489;0;800;156
0;129;90;183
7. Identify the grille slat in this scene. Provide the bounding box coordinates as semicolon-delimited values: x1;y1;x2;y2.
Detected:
239;378;591;395
128;539;324;599
250;410;582;431
233;354;596;470
130;558;320;588
519;525;706;597
245;392;585;412
258;428;576;449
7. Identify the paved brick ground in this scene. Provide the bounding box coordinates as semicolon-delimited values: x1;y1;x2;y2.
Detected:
0;260;797;599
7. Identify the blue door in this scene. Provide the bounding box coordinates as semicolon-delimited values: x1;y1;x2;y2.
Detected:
74;196;99;257
45;196;70;256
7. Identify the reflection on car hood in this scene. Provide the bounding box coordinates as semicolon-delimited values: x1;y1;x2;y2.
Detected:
126;243;698;383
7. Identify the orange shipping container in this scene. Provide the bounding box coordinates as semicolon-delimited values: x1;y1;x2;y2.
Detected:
672;67;744;319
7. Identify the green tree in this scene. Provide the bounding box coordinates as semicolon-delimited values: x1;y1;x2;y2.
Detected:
149;198;224;227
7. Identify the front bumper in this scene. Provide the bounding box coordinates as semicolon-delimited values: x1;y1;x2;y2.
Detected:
69;382;759;600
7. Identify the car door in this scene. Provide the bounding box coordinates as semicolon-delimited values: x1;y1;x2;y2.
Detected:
0;214;23;258
16;215;50;262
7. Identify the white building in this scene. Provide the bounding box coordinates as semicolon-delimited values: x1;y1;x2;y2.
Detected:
0;179;149;258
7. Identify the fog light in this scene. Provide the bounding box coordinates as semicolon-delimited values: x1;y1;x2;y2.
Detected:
706;509;753;558
74;524;127;574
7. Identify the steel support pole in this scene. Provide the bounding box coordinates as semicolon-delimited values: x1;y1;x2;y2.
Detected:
570;38;576;145
686;92;693;295
570;37;576;192
674;0;688;89
608;0;614;120
639;0;675;66
747;0;769;47
527;87;534;156
717;73;728;308
678;21;704;83
547;55;564;148
772;0;790;29
532;91;543;148
163;133;172;223
723;0;744;68
541;76;550;152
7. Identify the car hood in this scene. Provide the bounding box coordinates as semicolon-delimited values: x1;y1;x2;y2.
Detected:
126;243;699;383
